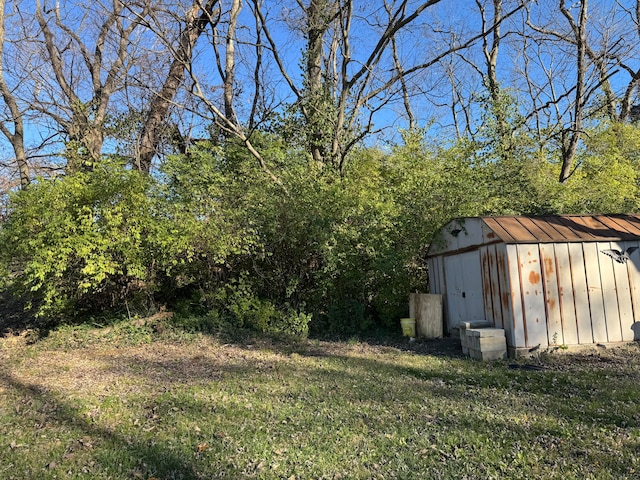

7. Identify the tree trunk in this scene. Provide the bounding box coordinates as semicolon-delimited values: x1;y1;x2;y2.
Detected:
0;0;28;187
559;0;587;183
137;0;219;173
306;0;331;165
223;0;241;125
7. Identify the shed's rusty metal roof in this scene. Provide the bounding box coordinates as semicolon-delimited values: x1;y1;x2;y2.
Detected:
482;214;640;243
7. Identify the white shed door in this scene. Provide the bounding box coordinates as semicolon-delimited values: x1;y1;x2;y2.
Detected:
443;250;485;329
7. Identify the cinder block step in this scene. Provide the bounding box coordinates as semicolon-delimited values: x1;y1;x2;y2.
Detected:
459;321;494;354
469;349;507;361
468;335;506;351
460;326;507;361
467;327;505;338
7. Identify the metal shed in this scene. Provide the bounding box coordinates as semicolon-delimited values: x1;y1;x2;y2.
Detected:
427;215;640;356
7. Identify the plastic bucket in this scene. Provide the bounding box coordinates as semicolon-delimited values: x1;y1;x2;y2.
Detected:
400;318;416;337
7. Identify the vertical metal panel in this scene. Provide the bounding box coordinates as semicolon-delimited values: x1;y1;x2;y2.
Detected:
428;257;441;294
506;244;525;348
568;243;593;344
437;256;452;329
597;242;623;342
437;256;445;293
539;244;562;345
518;244;548;348
583;243;608;343
480;245;505;328
553;243;579;345
627;247;640;341
611;242;636;342
480;246;495;326
488;244;505;328
496;245;514;341
443;250;485;330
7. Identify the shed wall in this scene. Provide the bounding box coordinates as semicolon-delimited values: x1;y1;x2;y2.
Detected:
509;240;640;350
429;239;640;352
428;216;640;354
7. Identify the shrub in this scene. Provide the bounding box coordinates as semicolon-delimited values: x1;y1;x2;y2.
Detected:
0;160;157;320
209;274;310;338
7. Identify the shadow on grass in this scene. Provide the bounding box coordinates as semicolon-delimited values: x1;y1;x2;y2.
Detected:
100;334;640;433
0;370;242;480
104;342;640;478
3;333;640;479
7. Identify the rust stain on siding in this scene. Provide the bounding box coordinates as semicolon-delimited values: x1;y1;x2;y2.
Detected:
543;256;555;276
498;252;511;310
529;271;541;285
481;252;491;302
502;291;511;309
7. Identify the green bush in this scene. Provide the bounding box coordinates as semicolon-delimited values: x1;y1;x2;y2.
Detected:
7;119;638;336
1;160;157;319
209;274;310;338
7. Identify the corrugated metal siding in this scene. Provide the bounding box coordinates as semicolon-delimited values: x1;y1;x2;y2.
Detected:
553;244;578;345
510;239;640;348
427;215;640;352
483;214;640;244
480;243;514;332
506;244;526;348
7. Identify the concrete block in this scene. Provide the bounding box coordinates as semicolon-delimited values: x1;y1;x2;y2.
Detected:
469;336;506;351
460;325;507;360
469;348;507;361
459;321;491;332
467;328;505;338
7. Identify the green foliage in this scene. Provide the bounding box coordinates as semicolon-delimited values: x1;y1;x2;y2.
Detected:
204;131;502;334
4;113;640;336
0;150;254;324
154;142;256;295
1;160;157;319
555;122;640;213
209;274;310;337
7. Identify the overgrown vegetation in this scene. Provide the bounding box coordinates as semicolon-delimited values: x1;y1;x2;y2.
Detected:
2;120;640;335
1;328;639;479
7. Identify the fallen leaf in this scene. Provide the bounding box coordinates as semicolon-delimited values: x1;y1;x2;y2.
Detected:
197;442;209;452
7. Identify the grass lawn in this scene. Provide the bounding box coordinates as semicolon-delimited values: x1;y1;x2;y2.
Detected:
1;322;639;479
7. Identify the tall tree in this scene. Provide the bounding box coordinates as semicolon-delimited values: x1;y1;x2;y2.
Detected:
0;0;27;187
32;0;150;171
136;0;220;173
255;1;481;171
523;0;594;182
